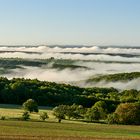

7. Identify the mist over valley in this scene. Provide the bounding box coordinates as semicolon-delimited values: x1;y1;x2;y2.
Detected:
0;46;139;90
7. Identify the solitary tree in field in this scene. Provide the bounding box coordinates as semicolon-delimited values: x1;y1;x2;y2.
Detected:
23;99;38;113
53;105;66;123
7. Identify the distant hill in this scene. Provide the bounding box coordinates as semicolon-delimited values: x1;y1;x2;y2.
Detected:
86;72;140;83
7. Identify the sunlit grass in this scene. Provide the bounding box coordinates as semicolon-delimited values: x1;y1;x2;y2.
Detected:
0;104;139;140
0;104;54;120
0;120;139;140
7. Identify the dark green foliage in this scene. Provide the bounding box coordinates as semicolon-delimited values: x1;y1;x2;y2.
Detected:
22;111;30;121
104;100;119;113
40;112;49;121
0;76;139;118
0;77;120;107
83;87;118;95
23;99;38;113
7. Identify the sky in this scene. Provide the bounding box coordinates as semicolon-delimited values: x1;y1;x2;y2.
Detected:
0;0;140;46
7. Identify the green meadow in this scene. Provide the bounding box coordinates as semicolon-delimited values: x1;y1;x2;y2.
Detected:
0;104;139;140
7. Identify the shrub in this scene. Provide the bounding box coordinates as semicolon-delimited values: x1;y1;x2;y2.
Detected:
107;113;119;124
22;111;30;121
0;116;6;120
40;112;49;121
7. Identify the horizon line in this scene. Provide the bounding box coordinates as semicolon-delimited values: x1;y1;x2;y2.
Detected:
0;44;140;47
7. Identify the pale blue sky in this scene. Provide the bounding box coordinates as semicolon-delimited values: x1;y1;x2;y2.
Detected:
0;0;140;45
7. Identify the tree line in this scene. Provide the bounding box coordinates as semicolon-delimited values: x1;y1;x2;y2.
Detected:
53;102;140;124
0;77;139;108
0;77;119;108
0;77;139;121
22;99;140;125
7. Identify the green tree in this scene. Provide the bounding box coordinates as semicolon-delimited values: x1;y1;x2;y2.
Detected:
85;107;100;122
23;99;38;113
53;105;66;123
75;105;86;119
107;92;119;101
115;103;140;125
64;105;75;120
65;104;84;119
120;89;139;102
93;101;108;119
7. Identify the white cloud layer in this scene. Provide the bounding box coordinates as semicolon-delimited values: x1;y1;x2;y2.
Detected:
0;45;140;54
0;46;140;62
0;46;140;90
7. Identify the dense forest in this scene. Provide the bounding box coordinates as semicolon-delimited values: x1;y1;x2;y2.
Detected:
0;77;139;114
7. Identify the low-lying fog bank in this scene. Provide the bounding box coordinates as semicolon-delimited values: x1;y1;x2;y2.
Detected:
76;78;140;91
0;45;139;90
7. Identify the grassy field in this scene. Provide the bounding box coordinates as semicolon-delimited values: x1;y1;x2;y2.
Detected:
0;104;54;120
0;104;139;140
